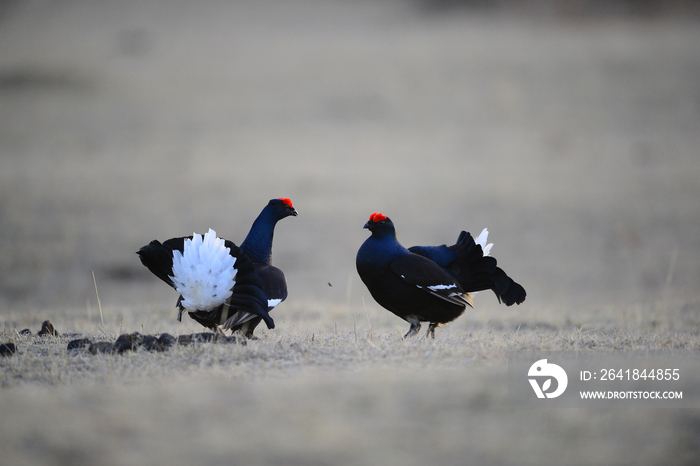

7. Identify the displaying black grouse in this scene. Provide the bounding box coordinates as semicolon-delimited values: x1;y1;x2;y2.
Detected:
137;198;297;336
356;212;526;338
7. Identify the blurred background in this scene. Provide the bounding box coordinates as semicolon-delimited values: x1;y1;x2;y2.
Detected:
1;0;699;326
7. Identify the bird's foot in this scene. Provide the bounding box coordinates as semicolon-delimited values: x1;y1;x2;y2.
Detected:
426;322;438;339
404;318;421;338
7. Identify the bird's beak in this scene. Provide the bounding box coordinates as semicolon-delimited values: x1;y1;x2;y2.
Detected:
291;209;298;216
363;222;370;229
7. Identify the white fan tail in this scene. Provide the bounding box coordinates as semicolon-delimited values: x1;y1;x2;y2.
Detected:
476;228;493;257
170;228;237;311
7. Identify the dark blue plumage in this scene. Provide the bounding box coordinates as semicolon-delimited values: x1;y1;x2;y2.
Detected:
356;213;526;338
136;198;297;337
240;198;296;265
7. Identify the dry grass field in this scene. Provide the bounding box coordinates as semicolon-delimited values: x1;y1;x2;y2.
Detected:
1;1;700;464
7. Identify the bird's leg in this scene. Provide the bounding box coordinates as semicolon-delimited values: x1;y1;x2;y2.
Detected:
426;322;438;339
404;317;421;338
236;322;259;340
176;297;185;322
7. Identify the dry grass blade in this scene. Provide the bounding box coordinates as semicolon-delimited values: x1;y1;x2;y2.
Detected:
92;270;104;328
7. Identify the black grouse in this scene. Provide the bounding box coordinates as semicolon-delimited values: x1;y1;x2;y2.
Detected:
356;212;526;338
137;198;297;336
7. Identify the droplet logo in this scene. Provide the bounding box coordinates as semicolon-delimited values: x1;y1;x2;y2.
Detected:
528;359;568;399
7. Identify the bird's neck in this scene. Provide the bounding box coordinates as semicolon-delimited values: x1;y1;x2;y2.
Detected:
240;210;278;265
358;233;407;265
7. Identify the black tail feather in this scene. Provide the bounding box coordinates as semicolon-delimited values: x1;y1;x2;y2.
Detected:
449;231;526;306
136;240;176;288
500;280;527;306
491;267;527;306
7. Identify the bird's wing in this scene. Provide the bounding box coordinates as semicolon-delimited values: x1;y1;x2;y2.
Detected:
252;263;289;309
407;244;457;267
390;254;470;307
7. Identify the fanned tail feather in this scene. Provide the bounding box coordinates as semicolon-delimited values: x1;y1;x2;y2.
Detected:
170;229;237;311
137;230;275;328
138;229;275;331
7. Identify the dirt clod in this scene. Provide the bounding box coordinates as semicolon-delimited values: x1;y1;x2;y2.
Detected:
88;341;115;355
0;343;16;356
67;338;92;350
38;321;59;336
